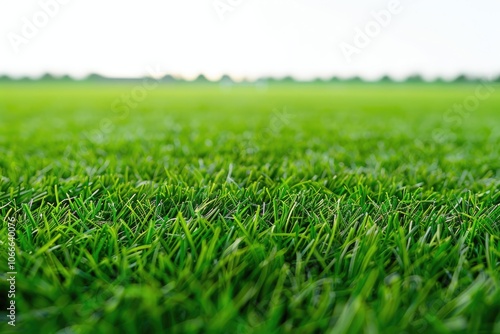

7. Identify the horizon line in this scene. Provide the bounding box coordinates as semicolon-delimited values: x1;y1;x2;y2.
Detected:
1;72;499;84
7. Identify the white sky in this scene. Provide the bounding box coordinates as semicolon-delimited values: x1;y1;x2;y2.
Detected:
1;0;499;81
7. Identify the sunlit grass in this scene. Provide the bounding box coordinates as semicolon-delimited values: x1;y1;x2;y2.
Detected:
0;82;499;333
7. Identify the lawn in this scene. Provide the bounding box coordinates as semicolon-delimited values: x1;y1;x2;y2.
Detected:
0;81;499;333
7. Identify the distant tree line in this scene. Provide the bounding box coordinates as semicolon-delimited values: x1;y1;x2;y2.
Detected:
1;73;499;84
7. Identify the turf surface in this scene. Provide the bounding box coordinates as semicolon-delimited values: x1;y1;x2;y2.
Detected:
1;82;499;333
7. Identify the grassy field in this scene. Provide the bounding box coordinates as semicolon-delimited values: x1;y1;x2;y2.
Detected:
0;82;499;333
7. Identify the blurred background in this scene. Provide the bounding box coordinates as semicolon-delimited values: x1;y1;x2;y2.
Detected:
1;0;500;81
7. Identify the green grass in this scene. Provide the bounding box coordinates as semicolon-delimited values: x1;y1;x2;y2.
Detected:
0;82;499;333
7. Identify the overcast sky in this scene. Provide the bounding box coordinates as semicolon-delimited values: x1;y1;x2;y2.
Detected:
1;0;499;80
